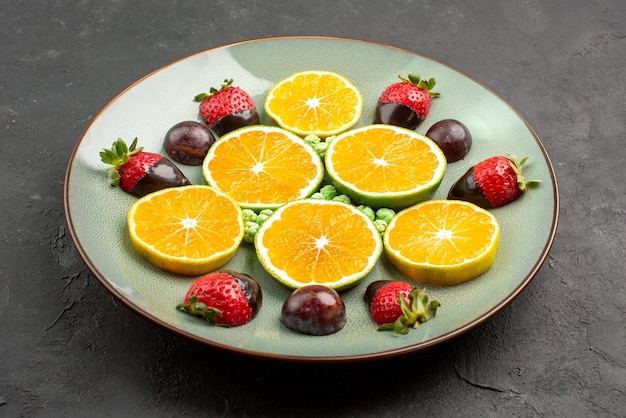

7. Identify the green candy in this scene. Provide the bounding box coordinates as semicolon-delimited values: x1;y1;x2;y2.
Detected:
332;194;352;204
376;208;396;224
243;221;260;244
357;205;376;222
373;219;388;234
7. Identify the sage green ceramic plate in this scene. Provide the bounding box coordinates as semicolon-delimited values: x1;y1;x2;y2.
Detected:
64;36;559;361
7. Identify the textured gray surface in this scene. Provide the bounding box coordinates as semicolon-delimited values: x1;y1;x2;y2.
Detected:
1;0;625;416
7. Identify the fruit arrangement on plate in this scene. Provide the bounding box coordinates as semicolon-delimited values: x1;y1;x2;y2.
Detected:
99;70;540;336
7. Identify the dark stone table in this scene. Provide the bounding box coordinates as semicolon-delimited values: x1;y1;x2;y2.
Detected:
1;1;624;416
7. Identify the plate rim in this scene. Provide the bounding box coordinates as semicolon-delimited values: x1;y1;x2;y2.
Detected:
63;35;560;362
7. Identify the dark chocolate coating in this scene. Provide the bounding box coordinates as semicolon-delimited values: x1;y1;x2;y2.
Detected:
364;280;394;307
425;119;472;162
281;285;346;336
447;166;492;208
130;158;191;197
225;270;263;317
374;102;423;130
164;121;215;166
211;109;260;137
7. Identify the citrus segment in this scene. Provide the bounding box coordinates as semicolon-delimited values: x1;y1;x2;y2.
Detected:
255;199;383;290
264;70;363;137
325;125;446;210
202;126;324;210
128;185;244;275
384;200;500;285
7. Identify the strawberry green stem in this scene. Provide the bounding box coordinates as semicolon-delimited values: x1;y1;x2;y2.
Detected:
399;73;440;97
194;78;235;102
508;154;542;192
99;137;143;186
377;288;440;335
176;295;228;327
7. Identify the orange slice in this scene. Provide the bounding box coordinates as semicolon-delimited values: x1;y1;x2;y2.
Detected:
325;124;446;210
384;200;500;285
264;70;363;137
255;199;383;290
127;185;244;275
202;125;324;210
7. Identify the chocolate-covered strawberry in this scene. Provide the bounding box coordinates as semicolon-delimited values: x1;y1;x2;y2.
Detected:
448;154;541;208
374;73;439;129
177;270;262;327
365;280;439;335
99;137;190;197
194;78;260;137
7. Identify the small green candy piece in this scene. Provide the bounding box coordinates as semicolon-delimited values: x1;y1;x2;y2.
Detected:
376;208;396;224
310;192;324;199
357;205;376;222
332;194;352;204
303;134;333;159
314;143;328;159
256;209;273;226
243;221;260;244
319;184;337;200
242;209;258;222
373;219;388;234
256;213;270;225
303;134;321;146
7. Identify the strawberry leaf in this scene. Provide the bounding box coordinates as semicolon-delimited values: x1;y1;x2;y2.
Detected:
176;295;228;327
406;73;422;85
416;77;440;96
399;73;440;96
194;93;210;102
508;154;542;191
114;138;128;157
377;288;440;335
98;149;118;165
107;167;120;187
198;78;236;99
99;138;144;186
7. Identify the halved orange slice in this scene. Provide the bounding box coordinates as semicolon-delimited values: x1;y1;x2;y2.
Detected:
384;200;500;285
264;70;363;138
325;124;446;210
255;199;383;290
127;185;244;275
202;125;324;210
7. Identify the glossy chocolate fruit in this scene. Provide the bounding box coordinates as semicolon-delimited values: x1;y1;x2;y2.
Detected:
426;119;472;162
281;285;346;336
164;121;216;166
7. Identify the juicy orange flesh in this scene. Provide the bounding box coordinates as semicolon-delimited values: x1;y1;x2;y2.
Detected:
131;188;241;258
260;203;378;284
387;202;497;265
267;73;361;131
207;130;320;205
330;127;441;192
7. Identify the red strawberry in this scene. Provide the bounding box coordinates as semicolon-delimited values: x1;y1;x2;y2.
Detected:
374;73;440;129
99;137;190;197
194;79;259;137
176;270;262;327
365;280;440;335
448;154;541;208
